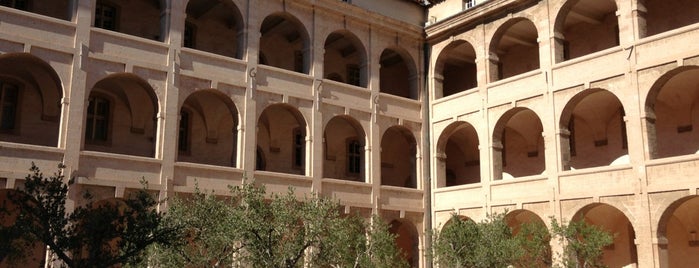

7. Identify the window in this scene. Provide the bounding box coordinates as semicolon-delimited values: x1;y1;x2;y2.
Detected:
347;64;360;86
347;139;361;174
568;116;576;157
0;0;28;10
183;21;196;48
293;128;304;168
463;0;476;10
178;111;190;153
0;81;18;131
294;50;304;73
256;146;265;171
95;1;117;31
85;97;109;142
620;108;627;149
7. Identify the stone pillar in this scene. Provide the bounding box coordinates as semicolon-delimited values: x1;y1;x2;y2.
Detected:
241;0;260;174
487;52;500;82
632;0;648;40
490;141;504;180
551;31;566;64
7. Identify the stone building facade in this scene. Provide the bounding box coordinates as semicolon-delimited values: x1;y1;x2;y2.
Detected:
0;0;697;267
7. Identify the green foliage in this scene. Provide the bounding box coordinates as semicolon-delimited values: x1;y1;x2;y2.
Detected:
146;189;241;267
430;212;551;268
550;217;614;268
513;220;552;268
143;179;408;268
0;163;178;268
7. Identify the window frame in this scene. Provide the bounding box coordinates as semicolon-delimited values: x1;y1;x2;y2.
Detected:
183;20;196;49
463;0;476;10
292;127;305;170
85;94;112;145
0;0;30;11
346;64;360;87
346;137;362;177
94;0;119;31
178;109;192;155
0;79;21;134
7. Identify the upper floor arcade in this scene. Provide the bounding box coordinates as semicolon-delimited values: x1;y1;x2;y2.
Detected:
0;0;424;101
428;0;699;99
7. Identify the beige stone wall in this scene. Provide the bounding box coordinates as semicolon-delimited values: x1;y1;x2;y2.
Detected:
429;0;699;267
0;0;427;266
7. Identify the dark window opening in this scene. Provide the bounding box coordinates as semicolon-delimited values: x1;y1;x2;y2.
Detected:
0;0;28;10
178;111;190;153
256;146;265;171
347;64;360;86
569;117;576;156
620;108;627;149
183;21;196;48
0;82;18;131
347;139;361;175
294;50;304;73
293;128;304;168
86;97;109;142
95;2;117;31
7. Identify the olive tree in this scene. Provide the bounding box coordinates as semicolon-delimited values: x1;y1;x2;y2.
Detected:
0;163;178;268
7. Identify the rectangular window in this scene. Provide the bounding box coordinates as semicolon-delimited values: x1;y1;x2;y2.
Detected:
294;50;304;73
293;128;304;168
0;82;18;131
0;0;28;10
95;2;117;31
620;108;628;149
463;0;476;10
178;111;190;152
568;117;576;157
347;139;361;174
86;97;109;142
347;64;360;87
184;22;195;48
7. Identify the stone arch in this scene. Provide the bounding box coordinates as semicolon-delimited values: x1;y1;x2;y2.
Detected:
184;0;245;59
0;52;63;147
380;125;417;188
380;47;419;100
559;88;628;170
553;0;619;62
178;89;239;167
259;12;311;74
0;189;45;267
256;103;307;175
434;40;478;98
573;203;638;268
644;66;699;159
85;73;159;157
505;209;547;234
488;18;539;81
492;108;544;179
436;121;480;187
655;195;699;268
389;219;420;268
323;115;366;182
323;30;368;87
641;0;699;37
